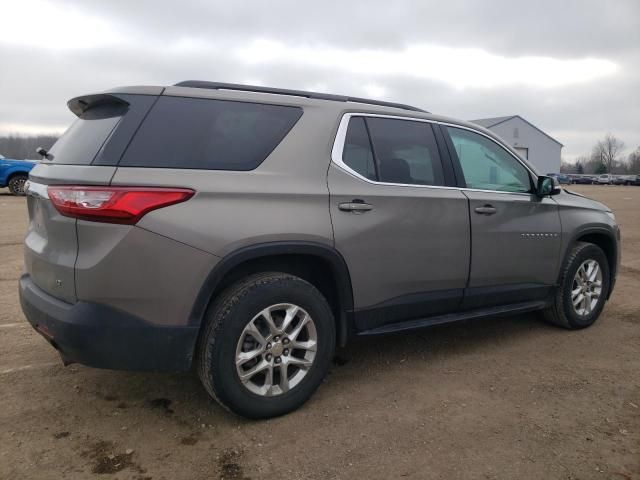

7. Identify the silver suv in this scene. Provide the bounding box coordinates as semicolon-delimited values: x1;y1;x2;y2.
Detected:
20;81;620;418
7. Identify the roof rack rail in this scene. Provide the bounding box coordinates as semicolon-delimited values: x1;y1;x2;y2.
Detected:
174;80;428;113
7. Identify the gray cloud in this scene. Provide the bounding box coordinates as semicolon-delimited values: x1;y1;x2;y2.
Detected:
1;0;638;160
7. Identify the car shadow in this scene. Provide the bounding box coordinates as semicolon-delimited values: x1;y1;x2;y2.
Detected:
71;312;555;421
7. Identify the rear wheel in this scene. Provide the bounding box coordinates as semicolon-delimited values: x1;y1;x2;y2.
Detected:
197;272;335;419
542;242;610;329
8;174;28;196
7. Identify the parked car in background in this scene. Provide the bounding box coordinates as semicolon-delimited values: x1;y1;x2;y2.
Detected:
618;175;638;185
19;81;621;418
596;174;613;185
611;175;627;185
547;172;571;184
0;154;37;195
570;175;595;185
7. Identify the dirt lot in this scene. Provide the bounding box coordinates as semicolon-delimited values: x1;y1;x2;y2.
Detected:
1;185;638;480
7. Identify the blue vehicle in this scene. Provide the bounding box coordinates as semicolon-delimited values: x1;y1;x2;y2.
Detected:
0;154;37;195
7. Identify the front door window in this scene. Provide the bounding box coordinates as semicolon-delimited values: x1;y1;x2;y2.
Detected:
446;127;532;193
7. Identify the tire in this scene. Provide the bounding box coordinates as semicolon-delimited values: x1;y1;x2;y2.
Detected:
197;272;335;419
8;174;28;196
542;242;610;329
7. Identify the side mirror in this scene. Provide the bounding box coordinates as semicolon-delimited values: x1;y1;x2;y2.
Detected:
537;176;561;197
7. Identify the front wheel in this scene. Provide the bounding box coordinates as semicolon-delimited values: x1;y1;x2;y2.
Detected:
8;174;28;196
197;272;335;419
542;242;610;329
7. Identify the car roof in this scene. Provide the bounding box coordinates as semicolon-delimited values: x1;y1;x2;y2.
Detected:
68;82;542;175
91;82;493;130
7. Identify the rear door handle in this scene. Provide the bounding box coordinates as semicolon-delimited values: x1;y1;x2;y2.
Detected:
474;205;497;215
339;200;373;213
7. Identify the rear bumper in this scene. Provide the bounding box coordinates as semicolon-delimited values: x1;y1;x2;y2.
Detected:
19;274;199;372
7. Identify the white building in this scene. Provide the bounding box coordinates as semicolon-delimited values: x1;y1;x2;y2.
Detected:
471;115;563;174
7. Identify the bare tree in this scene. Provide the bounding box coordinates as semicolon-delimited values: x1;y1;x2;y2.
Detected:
592;133;625;173
628;147;640;174
575;154;600;174
560;159;574;173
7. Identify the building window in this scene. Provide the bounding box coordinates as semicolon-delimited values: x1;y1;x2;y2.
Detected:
513;127;519;138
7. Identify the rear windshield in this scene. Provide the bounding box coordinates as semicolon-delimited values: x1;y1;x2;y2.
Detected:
48;104;126;165
119;96;303;170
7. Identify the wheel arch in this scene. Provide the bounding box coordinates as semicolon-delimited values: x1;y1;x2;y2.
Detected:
7;169;30;183
189;241;355;347
564;227;619;299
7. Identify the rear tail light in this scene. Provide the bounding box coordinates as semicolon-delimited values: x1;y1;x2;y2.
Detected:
47;186;194;224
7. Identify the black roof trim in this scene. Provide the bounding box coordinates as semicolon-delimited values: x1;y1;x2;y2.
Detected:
174;80;428;113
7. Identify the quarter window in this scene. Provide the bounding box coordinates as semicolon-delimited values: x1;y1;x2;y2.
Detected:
342;117;377;180
120;96;302;170
446;127;532;193
340;116;445;186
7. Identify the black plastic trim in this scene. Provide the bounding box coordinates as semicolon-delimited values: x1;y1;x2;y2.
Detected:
188;241;355;345
461;283;553;310
562;226;619;299
353;289;463;331
19;274;198;372
174;80;427;113
358;300;548;336
436;124;466;188
432;123;458;187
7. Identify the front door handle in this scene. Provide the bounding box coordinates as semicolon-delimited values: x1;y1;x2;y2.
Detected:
339;200;373;213
474;205;497;215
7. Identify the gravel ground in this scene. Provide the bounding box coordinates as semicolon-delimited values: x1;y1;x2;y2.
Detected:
0;185;638;480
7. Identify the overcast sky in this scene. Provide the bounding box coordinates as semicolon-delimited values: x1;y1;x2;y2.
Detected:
1;0;638;161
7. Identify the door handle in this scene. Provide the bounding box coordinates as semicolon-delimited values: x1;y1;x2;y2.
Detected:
474;205;497;215
339;200;373;213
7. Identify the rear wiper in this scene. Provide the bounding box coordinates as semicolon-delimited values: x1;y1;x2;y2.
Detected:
36;147;53;161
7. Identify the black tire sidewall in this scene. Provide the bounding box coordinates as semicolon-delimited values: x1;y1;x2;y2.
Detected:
205;276;335;419
8;175;28;196
561;245;610;328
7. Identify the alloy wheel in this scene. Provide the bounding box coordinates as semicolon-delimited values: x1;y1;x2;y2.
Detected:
235;303;317;396
571;259;603;316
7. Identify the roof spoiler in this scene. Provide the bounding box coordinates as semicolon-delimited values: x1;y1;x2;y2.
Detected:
67;93;129;117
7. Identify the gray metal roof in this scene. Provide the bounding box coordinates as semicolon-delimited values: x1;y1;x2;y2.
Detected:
470;116;515;128
470;115;563;147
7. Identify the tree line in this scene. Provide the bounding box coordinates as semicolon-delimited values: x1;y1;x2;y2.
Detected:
561;134;640;175
0;135;59;160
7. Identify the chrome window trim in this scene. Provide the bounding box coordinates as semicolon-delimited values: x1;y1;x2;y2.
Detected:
330;112;537;196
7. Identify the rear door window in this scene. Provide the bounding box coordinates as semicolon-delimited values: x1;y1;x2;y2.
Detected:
120;96;303;170
339;116;445;186
48;104;126;165
366;117;445;186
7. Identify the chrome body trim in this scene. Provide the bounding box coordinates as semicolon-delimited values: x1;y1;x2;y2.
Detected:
330;112;538;197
